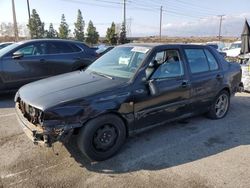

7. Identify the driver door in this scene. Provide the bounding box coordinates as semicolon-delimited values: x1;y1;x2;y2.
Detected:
133;48;191;129
1;42;49;90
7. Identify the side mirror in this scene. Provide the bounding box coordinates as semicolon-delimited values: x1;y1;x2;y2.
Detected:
141;76;147;83
148;79;158;96
148;60;158;68
12;51;24;59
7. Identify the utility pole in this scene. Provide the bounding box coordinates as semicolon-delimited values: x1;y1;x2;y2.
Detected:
127;17;133;37
159;6;163;40
27;0;31;20
218;15;225;41
123;0;126;38
12;0;19;41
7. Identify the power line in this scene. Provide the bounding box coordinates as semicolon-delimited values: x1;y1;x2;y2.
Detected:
134;0;219;17
56;0;226;37
60;0;121;9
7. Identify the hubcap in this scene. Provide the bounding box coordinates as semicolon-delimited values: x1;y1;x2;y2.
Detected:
93;124;118;151
215;94;229;118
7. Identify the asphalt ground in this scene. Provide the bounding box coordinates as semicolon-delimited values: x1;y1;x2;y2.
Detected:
0;92;250;188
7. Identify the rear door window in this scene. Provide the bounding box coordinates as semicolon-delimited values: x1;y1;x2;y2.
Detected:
185;49;210;74
47;42;77;54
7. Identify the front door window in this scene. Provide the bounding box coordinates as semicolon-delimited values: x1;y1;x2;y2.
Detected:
151;50;184;79
15;43;47;56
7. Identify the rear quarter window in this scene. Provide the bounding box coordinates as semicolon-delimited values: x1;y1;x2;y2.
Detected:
204;49;219;70
70;43;82;52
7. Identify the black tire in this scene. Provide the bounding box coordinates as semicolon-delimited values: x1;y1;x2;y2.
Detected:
207;90;230;119
77;114;126;161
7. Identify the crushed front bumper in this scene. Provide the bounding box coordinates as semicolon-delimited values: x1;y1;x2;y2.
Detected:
15;103;73;147
16;104;55;147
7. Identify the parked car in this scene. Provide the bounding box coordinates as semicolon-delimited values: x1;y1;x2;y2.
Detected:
96;46;114;56
0;39;98;93
15;44;243;161
0;42;14;50
206;43;227;58
223;41;242;57
206;41;225;51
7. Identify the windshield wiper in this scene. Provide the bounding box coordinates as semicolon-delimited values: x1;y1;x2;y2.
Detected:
91;71;113;80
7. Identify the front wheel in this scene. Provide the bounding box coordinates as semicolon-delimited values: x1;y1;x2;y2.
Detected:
207;90;230;119
77;114;126;161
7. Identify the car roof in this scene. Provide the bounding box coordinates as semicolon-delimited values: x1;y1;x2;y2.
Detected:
0;42;14;45
17;38;86;45
121;43;210;49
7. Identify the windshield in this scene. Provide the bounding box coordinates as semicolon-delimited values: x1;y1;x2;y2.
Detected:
0;42;22;57
87;46;150;79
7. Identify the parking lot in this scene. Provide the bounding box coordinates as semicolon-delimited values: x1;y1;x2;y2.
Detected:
0;92;250;188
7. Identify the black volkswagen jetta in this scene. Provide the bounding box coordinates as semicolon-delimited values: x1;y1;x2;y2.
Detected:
15;43;242;161
0;39;97;93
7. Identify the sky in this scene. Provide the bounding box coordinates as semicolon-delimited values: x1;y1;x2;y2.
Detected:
0;0;250;37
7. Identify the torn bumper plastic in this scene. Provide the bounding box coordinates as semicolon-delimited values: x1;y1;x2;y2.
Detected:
15;104;71;147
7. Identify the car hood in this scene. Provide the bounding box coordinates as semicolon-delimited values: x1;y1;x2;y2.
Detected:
224;48;241;57
17;71;126;110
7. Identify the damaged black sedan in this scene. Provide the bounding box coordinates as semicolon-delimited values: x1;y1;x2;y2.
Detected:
15;44;242;161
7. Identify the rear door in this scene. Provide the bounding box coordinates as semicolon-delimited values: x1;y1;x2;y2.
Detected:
46;41;88;75
1;41;49;89
133;47;191;129
183;47;223;112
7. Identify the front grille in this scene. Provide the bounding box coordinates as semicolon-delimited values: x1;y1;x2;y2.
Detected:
18;100;42;125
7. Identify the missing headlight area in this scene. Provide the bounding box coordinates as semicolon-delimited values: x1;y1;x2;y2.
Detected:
17;99;43;125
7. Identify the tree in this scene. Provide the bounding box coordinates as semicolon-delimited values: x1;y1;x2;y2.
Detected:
74;9;85;41
106;22;117;45
119;22;127;44
85;20;99;45
45;23;58;38
58;14;70;39
27;9;45;38
18;24;29;37
0;22;14;36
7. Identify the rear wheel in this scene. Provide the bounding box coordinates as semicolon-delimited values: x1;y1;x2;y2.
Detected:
77;114;126;161
207;90;230;119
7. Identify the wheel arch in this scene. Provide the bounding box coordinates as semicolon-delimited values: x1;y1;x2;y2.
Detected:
74;111;130;137
221;87;231;96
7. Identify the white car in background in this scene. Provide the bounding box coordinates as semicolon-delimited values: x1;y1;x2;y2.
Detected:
223;41;242;57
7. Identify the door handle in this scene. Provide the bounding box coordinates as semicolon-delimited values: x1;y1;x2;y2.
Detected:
135;89;145;94
73;57;81;61
181;80;190;88
216;74;223;79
